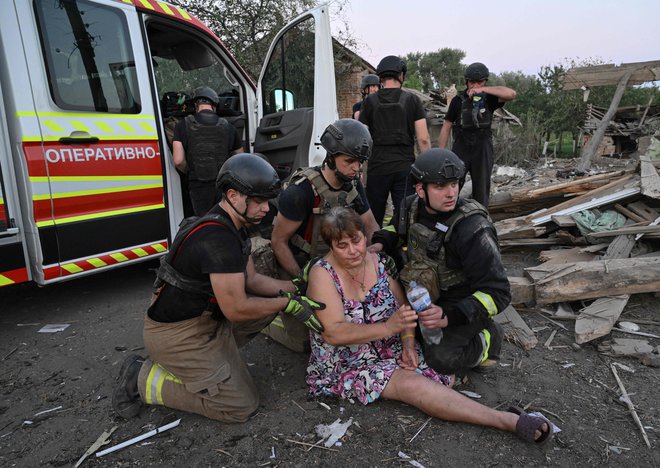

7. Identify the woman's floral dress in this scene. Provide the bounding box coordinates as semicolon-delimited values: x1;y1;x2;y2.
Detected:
306;257;451;405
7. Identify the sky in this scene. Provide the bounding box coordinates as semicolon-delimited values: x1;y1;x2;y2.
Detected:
330;0;660;77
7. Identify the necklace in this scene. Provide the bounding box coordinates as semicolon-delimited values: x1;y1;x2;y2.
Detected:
343;257;367;292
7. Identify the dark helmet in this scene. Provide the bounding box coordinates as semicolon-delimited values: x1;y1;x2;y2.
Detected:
321;119;372;162
216;153;281;199
464;62;489;81
411;149;465;184
376;55;407;79
360;74;380;90
192;86;219;105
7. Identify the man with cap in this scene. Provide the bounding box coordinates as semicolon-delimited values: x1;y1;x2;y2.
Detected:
112;153;324;422
173;86;244;215
370;148;510;376
438;62;516;208
359;55;431;226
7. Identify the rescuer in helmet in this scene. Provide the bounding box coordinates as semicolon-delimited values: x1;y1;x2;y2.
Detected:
113;153;325;422
370;148;511;376
352;74;380;120
173;86;244;215
437;62;516;208
358;55;431;226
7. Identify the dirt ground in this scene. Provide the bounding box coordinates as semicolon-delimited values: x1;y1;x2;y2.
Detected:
1;248;659;466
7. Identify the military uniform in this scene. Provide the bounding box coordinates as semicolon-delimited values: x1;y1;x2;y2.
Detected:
373;197;510;374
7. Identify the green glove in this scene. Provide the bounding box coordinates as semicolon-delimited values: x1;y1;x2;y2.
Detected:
280;290;325;333
379;253;398;279
291;256;320;295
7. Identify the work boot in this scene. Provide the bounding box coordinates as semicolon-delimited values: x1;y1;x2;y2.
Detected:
486;320;504;361
112;354;144;419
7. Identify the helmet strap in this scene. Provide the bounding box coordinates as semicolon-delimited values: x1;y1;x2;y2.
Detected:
224;193;262;224
422;183;441;214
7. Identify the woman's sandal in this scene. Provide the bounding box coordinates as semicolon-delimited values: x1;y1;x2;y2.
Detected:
508;406;554;446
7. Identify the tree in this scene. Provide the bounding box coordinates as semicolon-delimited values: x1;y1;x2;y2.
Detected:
171;0;323;80
403;48;465;92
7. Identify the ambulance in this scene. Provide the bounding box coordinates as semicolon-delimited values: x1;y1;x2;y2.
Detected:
0;0;338;287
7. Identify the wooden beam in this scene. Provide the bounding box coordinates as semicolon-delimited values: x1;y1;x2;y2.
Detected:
614;203;647;223
640;156;660;200
560;60;660;90
525;257;660;304
578;69;634;172
494;305;538;351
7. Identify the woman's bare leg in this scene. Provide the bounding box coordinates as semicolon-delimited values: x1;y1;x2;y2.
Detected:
381;369;547;439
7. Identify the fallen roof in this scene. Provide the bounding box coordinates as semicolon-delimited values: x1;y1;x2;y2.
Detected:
560;60;660;90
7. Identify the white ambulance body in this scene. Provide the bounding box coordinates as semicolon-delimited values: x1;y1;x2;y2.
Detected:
0;0;337;287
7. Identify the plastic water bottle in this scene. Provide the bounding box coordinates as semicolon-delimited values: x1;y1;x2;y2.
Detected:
406;281;443;345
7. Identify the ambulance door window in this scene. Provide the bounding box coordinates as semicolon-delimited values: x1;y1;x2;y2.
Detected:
35;0;141;113
255;6;337;178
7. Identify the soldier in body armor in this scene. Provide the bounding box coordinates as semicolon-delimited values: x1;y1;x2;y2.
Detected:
173;86;243;215
272;119;379;278
359;55;431;226
438;62;516;208
112;154;324;422
370;149;510;375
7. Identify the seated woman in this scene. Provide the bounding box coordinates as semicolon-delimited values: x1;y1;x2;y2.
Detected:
305;206;553;445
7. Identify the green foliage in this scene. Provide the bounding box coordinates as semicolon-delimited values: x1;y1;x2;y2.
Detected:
171;0;319;80
403;48;466;92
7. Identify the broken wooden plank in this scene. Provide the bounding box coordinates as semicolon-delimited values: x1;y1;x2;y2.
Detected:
493;304;538;351
604;234;636;258
626;200;659;221
538;247;596;265
528;175;638;225
508;276;534;305
525;257;660;304
614;203;648;223
640;156;660;200
527;171;626;198
589;225;660;238
575;296;629;344
550;215;577;227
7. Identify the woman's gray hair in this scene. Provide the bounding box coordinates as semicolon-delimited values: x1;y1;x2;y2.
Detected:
319;206;366;246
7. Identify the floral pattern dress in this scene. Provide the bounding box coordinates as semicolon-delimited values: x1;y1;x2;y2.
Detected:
306;256;451;405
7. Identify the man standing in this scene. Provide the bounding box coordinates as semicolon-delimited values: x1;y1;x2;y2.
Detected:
272;119;379;278
359;55;431;226
371;149;510;375
173;86;243;215
438;62;516;208
112;153;324;422
352;74;380;120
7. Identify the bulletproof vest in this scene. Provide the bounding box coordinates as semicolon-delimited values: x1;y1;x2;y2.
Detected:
458;92;492;131
285;166;363;257
154;212;250;296
370;91;414;146
185;113;230;182
397;196;489;301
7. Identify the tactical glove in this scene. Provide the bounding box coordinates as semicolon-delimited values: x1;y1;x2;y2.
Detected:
291;256;320;295
379;253;398;279
280;290;325;333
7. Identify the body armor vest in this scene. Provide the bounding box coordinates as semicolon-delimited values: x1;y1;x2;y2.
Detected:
285;167;363;257
458;92;492;131
370;91;414;146
185;113;230;182
397;196;489;301
154;212;250;297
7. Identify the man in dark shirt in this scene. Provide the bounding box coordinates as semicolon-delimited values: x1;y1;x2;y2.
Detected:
173;86;243;215
438;62;516;208
272;119;379;278
371;149;510;375
352;74;380;120
112;153;324;422
359;55;431;226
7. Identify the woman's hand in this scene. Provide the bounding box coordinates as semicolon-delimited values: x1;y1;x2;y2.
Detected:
386;304;418;335
419;304;448;329
399;338;419;370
